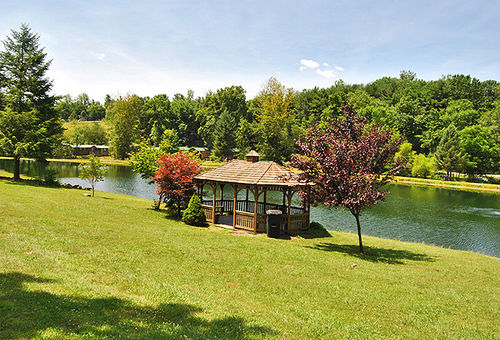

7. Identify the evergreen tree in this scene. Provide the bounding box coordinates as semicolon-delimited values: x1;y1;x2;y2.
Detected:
182;194;207;226
212;109;237;159
0;24;62;181
435;124;465;178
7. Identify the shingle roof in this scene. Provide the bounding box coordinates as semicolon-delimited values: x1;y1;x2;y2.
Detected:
194;160;305;187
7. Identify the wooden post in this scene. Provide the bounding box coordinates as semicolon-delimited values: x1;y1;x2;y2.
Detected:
233;184;238;228
220;183;224;201
282;188;286;212
246;188;249;211
306;186;311;228
253;187;259;232
211;183;217;224
263;188;267;214
287;189;293;233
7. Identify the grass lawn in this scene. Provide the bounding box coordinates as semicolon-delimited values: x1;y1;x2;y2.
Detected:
0;181;498;339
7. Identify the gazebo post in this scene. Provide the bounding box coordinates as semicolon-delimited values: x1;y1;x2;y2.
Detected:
306;186;311;227
287;189;293;232
211;182;217;224
232;184;238;227
253;187;259;232
245;188;249;211
282;188;286;212
220;183;224;202
263;188;267;214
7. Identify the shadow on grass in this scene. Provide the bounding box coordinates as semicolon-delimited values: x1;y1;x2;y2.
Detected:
307;243;434;265
299;222;332;239
0;272;274;339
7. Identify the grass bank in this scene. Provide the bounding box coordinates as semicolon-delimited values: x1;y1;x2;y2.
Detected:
0;181;498;339
394;176;500;193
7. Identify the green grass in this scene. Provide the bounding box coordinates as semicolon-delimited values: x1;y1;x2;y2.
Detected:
0;181;498;339
395;176;500;193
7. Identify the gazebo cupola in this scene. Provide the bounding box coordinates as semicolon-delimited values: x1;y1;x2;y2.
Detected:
246;150;260;163
193;153;311;234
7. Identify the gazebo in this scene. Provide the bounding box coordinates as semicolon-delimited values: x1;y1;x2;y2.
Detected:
193;151;311;234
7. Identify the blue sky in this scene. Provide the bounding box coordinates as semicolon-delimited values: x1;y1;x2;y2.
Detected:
1;0;499;101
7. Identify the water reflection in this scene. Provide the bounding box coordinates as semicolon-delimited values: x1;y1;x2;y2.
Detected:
0;158;498;257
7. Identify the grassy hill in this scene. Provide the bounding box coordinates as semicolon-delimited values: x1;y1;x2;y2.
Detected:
0;180;498;339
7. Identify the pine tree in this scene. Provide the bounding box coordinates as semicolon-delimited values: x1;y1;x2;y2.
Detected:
0;24;62;180
182;194;207;226
212;109;237;160
435;124;465;178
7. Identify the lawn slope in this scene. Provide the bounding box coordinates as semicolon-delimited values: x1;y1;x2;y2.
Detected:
0;181;498;339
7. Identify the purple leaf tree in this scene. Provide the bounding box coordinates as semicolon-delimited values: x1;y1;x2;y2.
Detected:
291;107;403;253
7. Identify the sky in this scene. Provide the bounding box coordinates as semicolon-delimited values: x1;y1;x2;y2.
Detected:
1;0;499;102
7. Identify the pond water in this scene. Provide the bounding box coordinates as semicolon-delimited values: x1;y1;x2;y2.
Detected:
1;158;499;257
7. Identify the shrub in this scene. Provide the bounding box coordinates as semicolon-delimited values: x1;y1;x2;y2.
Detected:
182;194;207;226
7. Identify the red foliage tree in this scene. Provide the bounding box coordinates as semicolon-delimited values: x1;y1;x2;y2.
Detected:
152;152;201;216
290;107;403;252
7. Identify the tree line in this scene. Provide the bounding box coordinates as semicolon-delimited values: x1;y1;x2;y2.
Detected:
1;25;499;181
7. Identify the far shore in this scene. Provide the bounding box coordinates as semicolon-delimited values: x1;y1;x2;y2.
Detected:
1;156;499;193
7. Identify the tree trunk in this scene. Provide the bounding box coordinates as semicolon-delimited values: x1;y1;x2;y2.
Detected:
355;213;364;253
13;156;21;181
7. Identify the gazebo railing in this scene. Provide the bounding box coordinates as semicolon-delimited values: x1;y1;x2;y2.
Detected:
201;199;305;215
200;198;308;234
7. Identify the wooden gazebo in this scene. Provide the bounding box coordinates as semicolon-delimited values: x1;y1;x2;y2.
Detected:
193;151;310;234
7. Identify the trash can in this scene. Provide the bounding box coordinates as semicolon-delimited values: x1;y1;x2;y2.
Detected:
266;209;282;238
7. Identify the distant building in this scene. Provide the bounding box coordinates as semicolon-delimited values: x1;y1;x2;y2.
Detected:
178;147;210;160
69;144;110;157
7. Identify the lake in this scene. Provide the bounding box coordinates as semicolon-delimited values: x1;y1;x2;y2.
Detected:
1;158;499;257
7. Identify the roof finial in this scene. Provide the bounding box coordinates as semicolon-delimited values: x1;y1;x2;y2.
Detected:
246;150;260;163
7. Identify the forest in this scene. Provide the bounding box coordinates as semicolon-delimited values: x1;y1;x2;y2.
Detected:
56;72;500;178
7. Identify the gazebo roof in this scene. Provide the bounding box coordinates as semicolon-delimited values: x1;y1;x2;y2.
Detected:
194;159;304;187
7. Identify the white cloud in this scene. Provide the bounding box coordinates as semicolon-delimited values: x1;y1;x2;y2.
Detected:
300;59;320;70
91;52;106;60
315;69;336;78
299;59;344;79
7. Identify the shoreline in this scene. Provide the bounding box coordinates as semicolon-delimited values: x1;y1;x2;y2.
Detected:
1;156;498;193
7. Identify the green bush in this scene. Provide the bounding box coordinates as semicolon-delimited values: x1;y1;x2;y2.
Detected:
182;194;207;226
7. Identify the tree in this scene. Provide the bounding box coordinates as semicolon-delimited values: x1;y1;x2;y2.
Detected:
129;139;164;208
212;109;237;159
159;129;180;154
129;139;161;182
79;155;107;197
443;99;479;131
290;107;403;253
107;95;142;159
64;121;108;145
394;142;416;176
170;91;201;146
459;125;500;178
197;86;247;149
254;77;297;163
411;154;435;178
182;194;207;226
152;152;201;216
435;124;465;178
0;24;62;181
